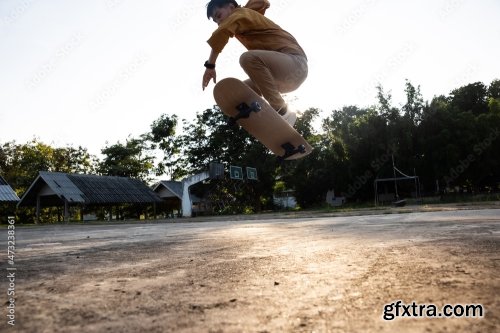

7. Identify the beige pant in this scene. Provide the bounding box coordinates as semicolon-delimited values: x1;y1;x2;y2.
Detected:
239;50;308;111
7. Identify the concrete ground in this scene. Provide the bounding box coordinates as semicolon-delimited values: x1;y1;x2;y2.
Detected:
3;205;499;332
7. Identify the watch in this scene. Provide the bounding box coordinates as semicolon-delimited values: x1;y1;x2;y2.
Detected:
204;61;216;69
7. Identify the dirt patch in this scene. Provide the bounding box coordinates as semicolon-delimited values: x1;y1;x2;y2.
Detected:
5;209;500;332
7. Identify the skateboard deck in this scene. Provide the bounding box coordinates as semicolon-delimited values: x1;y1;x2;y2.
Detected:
213;77;313;160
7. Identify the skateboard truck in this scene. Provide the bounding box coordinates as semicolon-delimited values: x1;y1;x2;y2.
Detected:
228;101;262;126
277;142;306;161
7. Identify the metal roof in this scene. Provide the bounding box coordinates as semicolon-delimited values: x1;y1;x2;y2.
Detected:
153;180;206;204
42;172;86;203
18;172;162;207
69;174;162;204
0;175;20;202
153;181;183;199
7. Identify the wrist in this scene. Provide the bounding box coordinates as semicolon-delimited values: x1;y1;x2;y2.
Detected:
204;61;216;69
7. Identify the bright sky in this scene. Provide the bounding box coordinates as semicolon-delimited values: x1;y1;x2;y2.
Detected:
1;0;499;156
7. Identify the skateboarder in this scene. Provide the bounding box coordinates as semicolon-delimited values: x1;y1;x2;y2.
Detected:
202;0;308;126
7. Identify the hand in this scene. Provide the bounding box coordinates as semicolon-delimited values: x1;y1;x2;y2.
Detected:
202;68;216;90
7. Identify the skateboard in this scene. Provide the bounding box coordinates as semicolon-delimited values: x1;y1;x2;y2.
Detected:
213;77;313;161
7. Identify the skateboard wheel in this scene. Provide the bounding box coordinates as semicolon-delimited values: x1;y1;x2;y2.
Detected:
251;101;262;112
227;117;237;127
298;144;306;154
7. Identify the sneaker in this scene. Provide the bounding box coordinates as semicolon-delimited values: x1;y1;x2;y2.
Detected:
277;105;297;127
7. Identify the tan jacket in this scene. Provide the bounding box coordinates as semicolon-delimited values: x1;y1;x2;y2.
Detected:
207;1;306;58
244;0;270;15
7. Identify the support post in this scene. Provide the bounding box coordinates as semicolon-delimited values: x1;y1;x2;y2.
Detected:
181;171;210;217
36;194;41;224
63;198;70;222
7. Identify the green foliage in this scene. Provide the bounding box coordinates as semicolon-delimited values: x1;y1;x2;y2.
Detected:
487;79;500;98
175;107;259;176
449;82;489;115
0;140;98;223
0;139;96;195
286;107;349;207
415;81;500;192
99;137;155;181
402;80;425;124
147;113;180;177
489;97;500;114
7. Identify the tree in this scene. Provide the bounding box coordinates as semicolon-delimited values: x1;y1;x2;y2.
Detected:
488;79;500;98
99;137;154;181
52;146;97;174
0;139;96;194
147;113;180;178
449;82;489;115
377;85;400;124
282;108;334;207
176;107;265;174
402;80;424;125
488;79;500;114
0;140;98;223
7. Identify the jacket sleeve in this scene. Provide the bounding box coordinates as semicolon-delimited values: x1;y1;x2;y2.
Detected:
207;11;247;53
244;0;270;15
